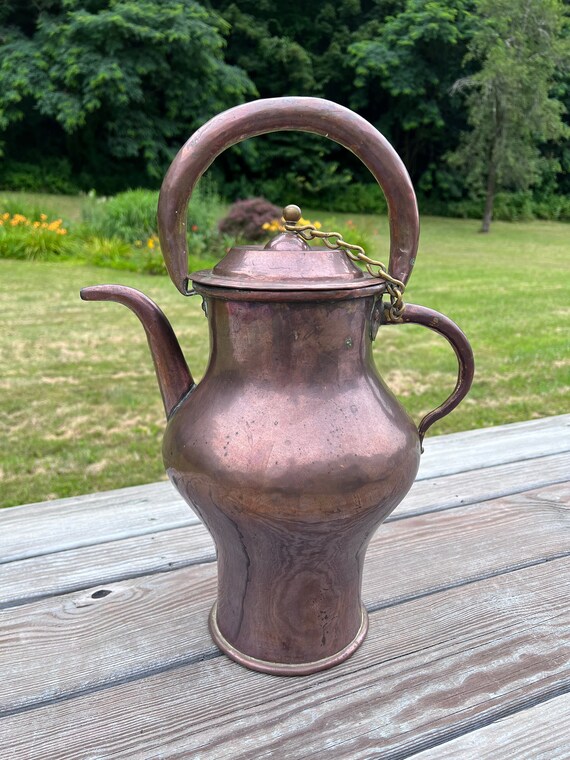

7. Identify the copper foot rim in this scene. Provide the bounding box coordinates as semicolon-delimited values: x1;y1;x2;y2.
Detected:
208;602;369;676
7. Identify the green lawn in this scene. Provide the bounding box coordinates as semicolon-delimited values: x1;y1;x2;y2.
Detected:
0;190;88;223
1;212;569;509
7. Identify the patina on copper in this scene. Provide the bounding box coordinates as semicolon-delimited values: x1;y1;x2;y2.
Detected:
81;97;474;676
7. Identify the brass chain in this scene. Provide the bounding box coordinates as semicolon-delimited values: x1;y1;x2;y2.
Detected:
283;220;406;322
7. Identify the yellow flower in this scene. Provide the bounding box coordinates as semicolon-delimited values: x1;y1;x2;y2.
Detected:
2;213;9;220
147;238;155;249
314;221;322;229
40;214;47;221
33;221;40;228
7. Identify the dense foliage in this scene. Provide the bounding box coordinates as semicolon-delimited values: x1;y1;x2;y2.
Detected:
0;0;253;193
0;0;568;220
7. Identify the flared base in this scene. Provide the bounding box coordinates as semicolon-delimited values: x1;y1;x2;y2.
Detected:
208;601;369;676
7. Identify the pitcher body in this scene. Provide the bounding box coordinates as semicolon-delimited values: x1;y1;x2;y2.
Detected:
163;295;420;672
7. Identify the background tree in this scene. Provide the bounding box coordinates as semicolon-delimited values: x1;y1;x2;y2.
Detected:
0;0;254;193
207;0;369;202
448;0;570;232
0;0;569;218
348;0;475;193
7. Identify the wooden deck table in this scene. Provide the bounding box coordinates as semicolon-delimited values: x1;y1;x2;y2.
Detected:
1;414;569;758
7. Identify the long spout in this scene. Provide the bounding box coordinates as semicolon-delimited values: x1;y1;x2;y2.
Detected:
80;284;195;418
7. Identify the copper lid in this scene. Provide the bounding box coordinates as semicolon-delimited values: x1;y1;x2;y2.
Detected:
190;206;382;293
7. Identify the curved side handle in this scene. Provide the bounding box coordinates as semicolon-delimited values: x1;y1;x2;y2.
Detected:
158;96;419;294
389;303;474;444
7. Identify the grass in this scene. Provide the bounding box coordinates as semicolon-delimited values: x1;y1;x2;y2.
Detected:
0;208;569;509
0;191;88;223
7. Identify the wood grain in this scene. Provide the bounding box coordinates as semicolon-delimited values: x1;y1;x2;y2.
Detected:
0;524;216;608
394;449;570;520
0;481;194;564
1;556;569;759
1;482;568;714
413;691;570;759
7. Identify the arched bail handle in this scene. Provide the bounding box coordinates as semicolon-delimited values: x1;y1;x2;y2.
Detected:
158;97;420;295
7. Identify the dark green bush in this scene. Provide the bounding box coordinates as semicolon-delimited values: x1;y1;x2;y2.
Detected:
337;184;387;215
246;180;388;217
418;191;570;222
493;192;535;222
533;194;570;221
0;159;78;195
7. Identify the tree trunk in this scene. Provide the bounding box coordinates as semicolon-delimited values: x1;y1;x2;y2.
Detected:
480;160;496;233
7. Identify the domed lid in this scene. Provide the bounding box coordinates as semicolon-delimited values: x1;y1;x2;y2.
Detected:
190;205;383;293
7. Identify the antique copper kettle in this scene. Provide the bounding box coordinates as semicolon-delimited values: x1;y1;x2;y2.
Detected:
81;98;474;676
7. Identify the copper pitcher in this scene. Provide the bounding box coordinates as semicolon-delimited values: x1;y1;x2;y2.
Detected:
81;98;474;675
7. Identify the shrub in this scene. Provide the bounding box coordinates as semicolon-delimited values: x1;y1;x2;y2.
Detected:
338;184;387;215
0;196;56;222
420;190;570;222
81;236;138;271
0;195;225;274
0;159;78;194
493;192;535;222
82;189;159;242
307;183;387;215
320;217;375;258
82;182;226;259
233;180;389;217
218;198;282;242
533;194;570;221
0;212;72;260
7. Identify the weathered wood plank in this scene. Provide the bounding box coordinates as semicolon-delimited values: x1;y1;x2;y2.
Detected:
1;446;568;565
0;525;216;608
1;556;569;759
0;481;194;564
0;476;570;608
394;449;570;520
418;413;570;479
1;483;568;713
413;691;570;759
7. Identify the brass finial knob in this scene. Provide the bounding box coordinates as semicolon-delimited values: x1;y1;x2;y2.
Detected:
282;204;302;224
